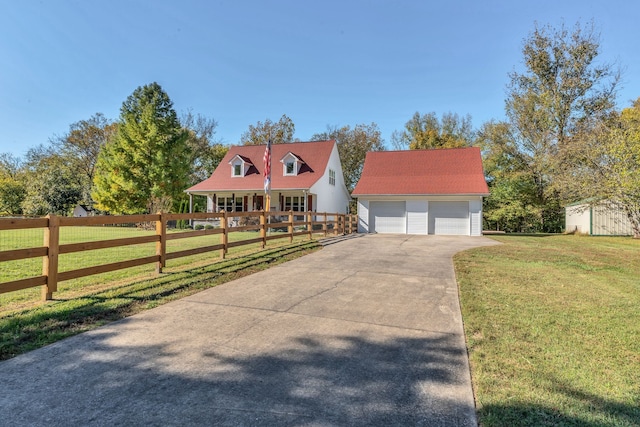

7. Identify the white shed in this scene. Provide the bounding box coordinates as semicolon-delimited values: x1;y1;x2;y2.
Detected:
565;201;634;235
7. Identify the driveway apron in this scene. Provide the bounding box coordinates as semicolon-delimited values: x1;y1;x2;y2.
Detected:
0;234;499;426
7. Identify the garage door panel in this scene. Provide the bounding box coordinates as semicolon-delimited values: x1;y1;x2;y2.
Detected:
406;200;428;235
370;201;406;234
429;201;469;235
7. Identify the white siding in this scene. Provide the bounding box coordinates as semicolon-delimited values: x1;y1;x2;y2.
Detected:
592;202;633;235
565;202;633;235
406;200;428;234
357;200;370;233
310;144;350;214
429;201;469;235
469;199;483;236
356;196;483;236
370;201;406;234
565;204;590;233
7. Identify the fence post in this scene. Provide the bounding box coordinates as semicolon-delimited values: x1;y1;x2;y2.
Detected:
307;211;312;240
260;210;266;249
221;211;228;259
288;210;294;243
155;212;166;273
323;213;328;237
42;214;59;301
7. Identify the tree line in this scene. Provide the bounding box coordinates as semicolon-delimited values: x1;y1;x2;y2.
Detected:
0;84;385;217
1;20;638;237
392;21;639;237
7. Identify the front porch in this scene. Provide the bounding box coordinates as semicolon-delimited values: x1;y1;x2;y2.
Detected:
186;191;316;214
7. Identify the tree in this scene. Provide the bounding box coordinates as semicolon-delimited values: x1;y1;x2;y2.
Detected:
0;178;25;215
392;112;474;150
606;99;640;237
181;110;228;184
52;113;117;205
92;82;190;214
312;123;385;192
561;99;640;237
20;146;82;216
240;114;295;145
477;122;543;232
0;153;26;215
485;21;620;232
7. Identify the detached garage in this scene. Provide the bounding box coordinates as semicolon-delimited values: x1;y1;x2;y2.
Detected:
352;148;489;236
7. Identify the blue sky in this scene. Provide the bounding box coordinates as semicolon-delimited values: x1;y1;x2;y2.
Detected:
1;0;639;158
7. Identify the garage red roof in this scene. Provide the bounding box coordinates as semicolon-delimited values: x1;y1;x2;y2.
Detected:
186;140;335;193
351;147;489;196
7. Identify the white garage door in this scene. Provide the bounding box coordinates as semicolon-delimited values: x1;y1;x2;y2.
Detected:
370;201;406;234
406;200;428;234
429;201;470;235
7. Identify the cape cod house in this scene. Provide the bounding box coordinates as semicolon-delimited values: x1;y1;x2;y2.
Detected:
185;140;351;214
352;147;489;236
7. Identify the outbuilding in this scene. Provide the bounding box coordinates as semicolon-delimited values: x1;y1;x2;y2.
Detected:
351;147;489;236
565;200;634;235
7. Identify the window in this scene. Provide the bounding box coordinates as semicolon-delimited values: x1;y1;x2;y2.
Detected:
284;196;305;211
329;169;336;186
285;161;295;175
218;197;233;212
232;163;243;177
234;197;243;212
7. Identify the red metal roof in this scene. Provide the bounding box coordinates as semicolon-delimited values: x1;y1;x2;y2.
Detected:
351;147;489;196
186;140;335;193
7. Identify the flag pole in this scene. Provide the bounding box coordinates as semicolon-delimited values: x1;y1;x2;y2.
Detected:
263;138;272;233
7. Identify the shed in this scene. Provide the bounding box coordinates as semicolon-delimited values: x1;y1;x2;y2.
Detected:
565;200;634;235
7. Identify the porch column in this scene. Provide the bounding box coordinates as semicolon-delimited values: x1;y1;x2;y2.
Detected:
188;192;193;227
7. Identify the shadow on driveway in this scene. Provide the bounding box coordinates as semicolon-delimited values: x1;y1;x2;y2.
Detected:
1;234;497;426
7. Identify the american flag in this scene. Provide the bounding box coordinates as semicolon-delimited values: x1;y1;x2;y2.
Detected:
263;139;272;193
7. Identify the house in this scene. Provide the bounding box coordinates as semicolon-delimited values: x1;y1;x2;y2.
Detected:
185;140;351;214
351;147;489;235
72;204;93;217
565;200;634;235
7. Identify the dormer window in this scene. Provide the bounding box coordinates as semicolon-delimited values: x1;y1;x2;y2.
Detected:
285;161;295;175
229;154;253;178
281;152;303;176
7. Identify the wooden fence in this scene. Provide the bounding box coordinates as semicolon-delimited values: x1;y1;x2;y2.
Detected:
0;211;357;301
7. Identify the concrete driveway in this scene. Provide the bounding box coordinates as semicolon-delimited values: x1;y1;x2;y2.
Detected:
0;234;499;426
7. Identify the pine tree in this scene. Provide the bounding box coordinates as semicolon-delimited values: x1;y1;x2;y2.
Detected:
93;82;190;214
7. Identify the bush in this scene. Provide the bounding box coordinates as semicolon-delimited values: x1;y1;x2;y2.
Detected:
204;224;214;230
194;224;204;230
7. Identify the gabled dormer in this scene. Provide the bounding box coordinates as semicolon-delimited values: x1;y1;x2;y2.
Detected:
229;155;253;177
280;152;304;176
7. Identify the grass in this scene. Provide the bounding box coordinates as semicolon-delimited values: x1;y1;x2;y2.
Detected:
455;234;640;427
0;226;302;306
0;238;321;360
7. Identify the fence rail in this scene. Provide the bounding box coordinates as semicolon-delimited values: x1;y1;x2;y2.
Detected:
0;211;357;301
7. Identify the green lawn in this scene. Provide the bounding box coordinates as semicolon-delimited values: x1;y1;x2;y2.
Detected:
0;225;307;306
455;235;640;427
